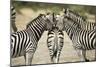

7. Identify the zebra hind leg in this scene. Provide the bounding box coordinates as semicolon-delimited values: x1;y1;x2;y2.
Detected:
50;50;58;63
55;51;61;63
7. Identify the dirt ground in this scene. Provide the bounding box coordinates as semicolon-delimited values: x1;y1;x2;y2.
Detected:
11;8;96;66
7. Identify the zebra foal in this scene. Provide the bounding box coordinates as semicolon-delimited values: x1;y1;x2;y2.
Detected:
11;13;54;65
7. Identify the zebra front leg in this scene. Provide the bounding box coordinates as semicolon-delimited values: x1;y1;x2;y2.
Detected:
76;49;85;62
82;50;89;62
24;51;34;65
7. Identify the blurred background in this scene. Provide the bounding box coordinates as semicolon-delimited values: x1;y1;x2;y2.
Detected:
11;1;96;66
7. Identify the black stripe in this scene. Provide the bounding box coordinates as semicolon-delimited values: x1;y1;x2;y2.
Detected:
48;36;54;39
48;32;54;35
48;44;52;47
12;12;16;16
47;41;52;43
59;32;64;35
19;32;24;56
11;6;15;11
90;31;95;38
59;37;64;39
91;33;96;49
23;31;28;49
16;33;20;56
12;35;17;57
30;24;38;41
33;24;41;41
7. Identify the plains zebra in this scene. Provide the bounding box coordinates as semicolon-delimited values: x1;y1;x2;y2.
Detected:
56;14;96;62
11;5;17;32
11;13;55;65
47;27;64;63
63;8;96;31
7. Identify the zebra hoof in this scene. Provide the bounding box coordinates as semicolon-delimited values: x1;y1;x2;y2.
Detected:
85;59;90;62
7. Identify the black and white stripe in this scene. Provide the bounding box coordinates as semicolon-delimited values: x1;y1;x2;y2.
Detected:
56;15;96;62
11;5;17;32
47;27;64;63
63;8;96;31
11;14;54;65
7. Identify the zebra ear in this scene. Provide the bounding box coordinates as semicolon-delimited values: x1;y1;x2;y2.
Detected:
52;13;55;22
39;13;45;16
63;8;67;14
40;14;46;19
46;12;50;15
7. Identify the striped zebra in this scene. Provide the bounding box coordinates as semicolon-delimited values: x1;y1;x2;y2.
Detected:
56;14;96;62
63;8;96;31
11;5;17;32
11;13;55;65
47;27;64;63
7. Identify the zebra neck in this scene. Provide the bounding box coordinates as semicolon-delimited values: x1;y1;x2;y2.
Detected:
65;25;79;40
27;18;46;41
68;10;85;23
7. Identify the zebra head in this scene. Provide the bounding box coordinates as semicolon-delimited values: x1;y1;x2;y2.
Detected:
26;13;57;31
63;8;70;18
55;13;81;31
63;8;86;24
45;12;57;31
55;14;65;31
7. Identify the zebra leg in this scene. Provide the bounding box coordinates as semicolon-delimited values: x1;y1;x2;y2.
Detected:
51;50;61;63
82;50;89;62
51;51;57;63
24;51;34;65
76;49;89;62
76;49;86;61
53;51;59;63
55;51;61;63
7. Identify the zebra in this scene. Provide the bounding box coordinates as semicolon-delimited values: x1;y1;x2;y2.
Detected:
47;28;64;63
47;13;64;63
55;14;96;62
63;8;96;31
47;27;64;63
11;13;55;65
11;5;18;32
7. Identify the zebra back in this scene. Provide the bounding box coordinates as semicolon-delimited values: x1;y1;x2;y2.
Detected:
47;28;64;63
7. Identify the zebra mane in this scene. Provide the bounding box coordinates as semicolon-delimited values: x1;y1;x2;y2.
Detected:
26;14;45;28
64;16;81;29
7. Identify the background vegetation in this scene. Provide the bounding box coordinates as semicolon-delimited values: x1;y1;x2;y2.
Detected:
12;1;96;18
